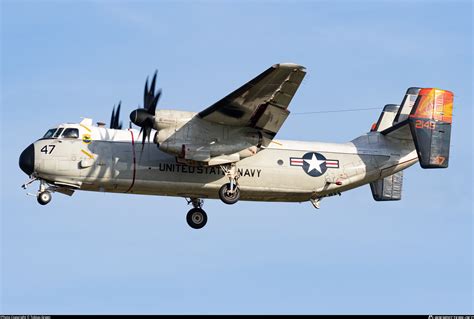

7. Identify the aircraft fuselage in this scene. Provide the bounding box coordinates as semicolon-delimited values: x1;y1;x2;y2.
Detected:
25;124;418;203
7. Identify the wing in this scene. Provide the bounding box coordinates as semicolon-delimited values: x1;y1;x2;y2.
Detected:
198;63;306;142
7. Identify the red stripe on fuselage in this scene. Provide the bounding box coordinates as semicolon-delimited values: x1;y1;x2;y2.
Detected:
325;160;339;168
290;159;304;166
126;129;136;193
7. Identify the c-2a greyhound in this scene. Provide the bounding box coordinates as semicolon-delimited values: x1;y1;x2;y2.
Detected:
19;63;454;229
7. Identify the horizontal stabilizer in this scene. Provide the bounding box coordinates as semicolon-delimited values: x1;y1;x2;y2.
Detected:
370;171;403;201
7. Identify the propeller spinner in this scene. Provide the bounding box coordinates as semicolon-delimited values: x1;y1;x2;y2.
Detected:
130;71;161;148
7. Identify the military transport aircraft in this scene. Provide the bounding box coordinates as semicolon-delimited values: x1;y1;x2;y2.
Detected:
19;63;453;229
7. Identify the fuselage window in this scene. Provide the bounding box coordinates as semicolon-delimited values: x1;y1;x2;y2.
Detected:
53;128;64;138
43;128;57;139
61;128;79;138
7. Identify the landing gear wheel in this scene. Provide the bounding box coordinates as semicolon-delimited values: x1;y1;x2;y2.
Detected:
219;183;240;205
37;191;52;205
186;208;207;229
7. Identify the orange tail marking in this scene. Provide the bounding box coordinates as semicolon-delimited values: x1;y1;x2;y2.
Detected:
410;88;453;123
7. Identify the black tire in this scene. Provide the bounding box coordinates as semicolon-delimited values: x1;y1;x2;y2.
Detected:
186;208;207;229
218;183;240;205
37;191;52;205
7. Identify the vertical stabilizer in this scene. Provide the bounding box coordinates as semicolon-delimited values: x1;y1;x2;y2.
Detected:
372;104;400;132
393;87;421;124
370;171;403;201
408;88;453;168
381;87;454;169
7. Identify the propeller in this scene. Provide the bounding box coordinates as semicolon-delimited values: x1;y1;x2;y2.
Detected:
130;71;161;149
110;101;123;129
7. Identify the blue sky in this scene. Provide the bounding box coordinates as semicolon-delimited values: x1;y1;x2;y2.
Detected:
1;0;472;314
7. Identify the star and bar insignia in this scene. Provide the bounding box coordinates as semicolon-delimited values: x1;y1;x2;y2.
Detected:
290;152;339;177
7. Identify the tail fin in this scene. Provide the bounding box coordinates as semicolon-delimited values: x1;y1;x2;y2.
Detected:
371;104;400;132
370;87;421;133
381;87;454;169
370;171;403;201
408;88;453;168
393;87;422;124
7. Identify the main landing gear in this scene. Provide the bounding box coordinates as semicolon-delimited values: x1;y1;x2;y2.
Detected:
219;163;241;205
184;163;242;228
186;198;207;229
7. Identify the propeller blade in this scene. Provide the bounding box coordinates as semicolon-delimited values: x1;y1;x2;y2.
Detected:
109;101;123;129
130;70;162;149
149;71;157;101
143;71;159;112
147;70;158;115
141;126;152;150
110;105;116;129
144;76;149;110
149;89;161;114
116;101;122;129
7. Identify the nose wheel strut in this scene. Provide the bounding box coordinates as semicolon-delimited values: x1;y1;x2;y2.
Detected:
22;178;54;206
36;180;53;205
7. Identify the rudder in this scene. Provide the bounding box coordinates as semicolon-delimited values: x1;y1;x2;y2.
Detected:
408;88;453;168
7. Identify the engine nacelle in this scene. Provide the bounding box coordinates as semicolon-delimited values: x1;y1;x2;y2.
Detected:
157;138;260;164
153;109;196;131
153;114;262;165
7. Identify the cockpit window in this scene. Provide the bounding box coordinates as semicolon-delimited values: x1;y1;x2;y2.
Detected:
53;128;64;138
61;128;79;138
43;128;57;139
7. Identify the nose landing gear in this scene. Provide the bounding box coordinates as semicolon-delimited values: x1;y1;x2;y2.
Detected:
37;191;52;205
36;180;53;205
22;178;55;206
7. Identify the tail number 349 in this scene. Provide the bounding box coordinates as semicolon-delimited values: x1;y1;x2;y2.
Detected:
415;120;436;130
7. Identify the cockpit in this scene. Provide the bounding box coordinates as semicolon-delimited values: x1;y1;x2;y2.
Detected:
42;126;80;139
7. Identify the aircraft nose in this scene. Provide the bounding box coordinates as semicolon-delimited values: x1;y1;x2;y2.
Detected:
19;143;35;176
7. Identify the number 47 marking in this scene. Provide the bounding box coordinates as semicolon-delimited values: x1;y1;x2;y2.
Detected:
40;145;56;154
